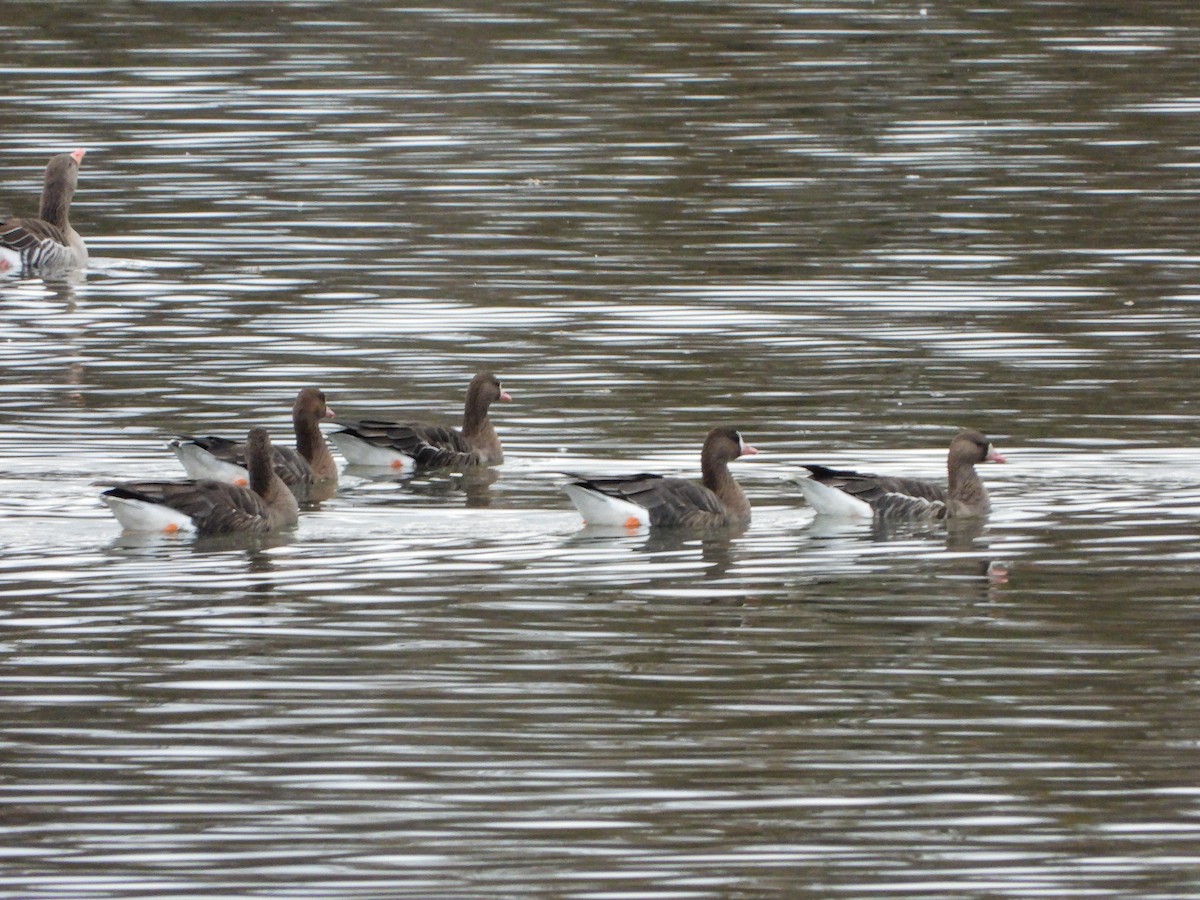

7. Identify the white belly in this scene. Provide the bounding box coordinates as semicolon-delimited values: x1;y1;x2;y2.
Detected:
562;483;650;528
102;495;196;534
329;432;415;471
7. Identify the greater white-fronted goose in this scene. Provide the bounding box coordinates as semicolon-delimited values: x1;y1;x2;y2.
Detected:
329;373;512;472
101;428;300;535
169;388;337;489
563;426;759;529
796;430;1006;520
1;149;88;277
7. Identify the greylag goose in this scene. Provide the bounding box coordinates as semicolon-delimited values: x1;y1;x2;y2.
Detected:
796;430;1006;520
101;428;300;535
563;427;758;529
1;149;88;277
169;387;337;489
329;373;511;472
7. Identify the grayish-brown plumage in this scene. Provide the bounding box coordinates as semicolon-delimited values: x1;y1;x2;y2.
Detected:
169;387;337;488
564;427;758;529
330;373;511;470
1;149;88;276
798;430;1006;520
102;428;300;535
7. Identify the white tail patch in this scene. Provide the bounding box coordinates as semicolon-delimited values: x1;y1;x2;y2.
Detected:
795;475;874;519
562;483;650;528
328;432;416;471
169;440;248;485
101;495;196;534
0;247;22;275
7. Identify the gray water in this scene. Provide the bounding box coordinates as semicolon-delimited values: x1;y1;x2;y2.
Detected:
2;1;1199;897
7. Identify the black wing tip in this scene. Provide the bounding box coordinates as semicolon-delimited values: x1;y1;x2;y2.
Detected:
802;463;861;479
101;485;148;502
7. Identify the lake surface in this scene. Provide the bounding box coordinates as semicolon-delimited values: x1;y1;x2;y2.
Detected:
2;1;1199;896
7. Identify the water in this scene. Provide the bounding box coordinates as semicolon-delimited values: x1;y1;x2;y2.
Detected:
2;1;1199;896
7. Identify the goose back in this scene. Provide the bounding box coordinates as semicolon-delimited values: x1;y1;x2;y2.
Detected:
104;428;299;534
0;150;86;276
567;473;739;528
170;388;336;488
331;373;511;470
563;426;757;529
799;430;1004;520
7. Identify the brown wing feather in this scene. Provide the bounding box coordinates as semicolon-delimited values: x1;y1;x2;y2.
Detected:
802;464;947;519
2;216;69;251
567;473;736;528
339;419;480;468
104;481;278;535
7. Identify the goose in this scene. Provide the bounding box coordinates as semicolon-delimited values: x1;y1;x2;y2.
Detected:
101;428;300;535
1;149;88;277
563;427;758;529
169;387;337;489
329;373;511;472
796;430;1006;520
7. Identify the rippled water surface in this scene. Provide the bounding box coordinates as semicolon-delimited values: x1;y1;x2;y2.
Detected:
3;1;1200;897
